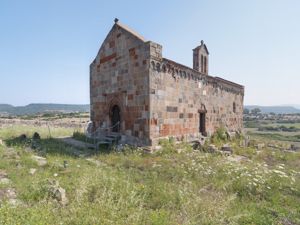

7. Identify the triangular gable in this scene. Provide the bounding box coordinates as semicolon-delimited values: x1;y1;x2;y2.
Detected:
115;21;146;42
193;40;209;55
94;20;146;62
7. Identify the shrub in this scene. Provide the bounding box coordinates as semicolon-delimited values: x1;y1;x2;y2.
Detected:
211;127;228;145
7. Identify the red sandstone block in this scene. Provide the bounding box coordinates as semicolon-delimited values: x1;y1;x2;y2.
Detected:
150;118;157;125
128;94;133;100
100;53;117;64
129;48;135;56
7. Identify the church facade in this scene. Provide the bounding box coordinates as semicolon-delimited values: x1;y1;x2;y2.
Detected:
90;19;244;146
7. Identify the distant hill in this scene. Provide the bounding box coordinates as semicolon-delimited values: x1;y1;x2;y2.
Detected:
245;105;300;114
0;104;90;116
0;104;14;112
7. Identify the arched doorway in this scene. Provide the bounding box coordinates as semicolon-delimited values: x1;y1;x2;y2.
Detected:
110;105;121;132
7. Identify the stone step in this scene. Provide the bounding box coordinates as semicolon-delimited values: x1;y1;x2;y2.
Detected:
96;141;111;145
106;132;121;137
102;137;114;142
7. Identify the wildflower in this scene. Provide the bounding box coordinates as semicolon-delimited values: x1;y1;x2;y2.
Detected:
273;170;286;176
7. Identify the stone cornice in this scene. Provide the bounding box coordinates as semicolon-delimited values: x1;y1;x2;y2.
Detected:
150;58;244;95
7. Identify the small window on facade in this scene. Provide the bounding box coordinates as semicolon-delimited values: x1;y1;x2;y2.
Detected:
233;102;236;113
204;56;207;74
201;55;204;73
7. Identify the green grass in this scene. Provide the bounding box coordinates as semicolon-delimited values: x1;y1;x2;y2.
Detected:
273;122;300;129
0;125;299;224
0;125;74;140
248;132;300;142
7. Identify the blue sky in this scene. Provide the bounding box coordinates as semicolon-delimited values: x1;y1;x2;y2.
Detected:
0;0;299;106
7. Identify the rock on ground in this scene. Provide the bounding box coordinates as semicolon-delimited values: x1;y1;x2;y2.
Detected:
29;168;37;175
0;188;21;207
0;188;16;200
31;155;47;167
208;144;218;153
0;170;11;185
48;180;68;206
227;155;249;163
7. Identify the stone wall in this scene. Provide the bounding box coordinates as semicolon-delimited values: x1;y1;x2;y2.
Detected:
90;24;152;145
149;47;244;145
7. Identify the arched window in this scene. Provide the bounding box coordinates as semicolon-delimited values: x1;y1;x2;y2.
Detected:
233;102;236;113
204;56;207;74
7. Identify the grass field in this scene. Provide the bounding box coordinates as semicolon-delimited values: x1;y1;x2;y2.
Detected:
0;124;299;224
244;120;300;145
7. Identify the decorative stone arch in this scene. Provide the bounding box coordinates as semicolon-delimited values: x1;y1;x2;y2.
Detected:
166;64;171;73
151;61;156;70
198;104;207;113
171;67;175;75
156;62;161;72
162;64;166;73
107;96;124;132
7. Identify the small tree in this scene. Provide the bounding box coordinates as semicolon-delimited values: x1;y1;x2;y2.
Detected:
243;108;250;114
251;108;261;115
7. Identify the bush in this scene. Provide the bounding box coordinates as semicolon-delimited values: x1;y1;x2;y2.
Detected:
211;127;228;145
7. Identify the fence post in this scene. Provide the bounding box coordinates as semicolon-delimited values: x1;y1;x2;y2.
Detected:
47;123;51;138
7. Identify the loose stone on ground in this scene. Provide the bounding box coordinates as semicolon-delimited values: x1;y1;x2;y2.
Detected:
0;170;11;185
48;180;68;206
32;155;47;167
29;168;37;175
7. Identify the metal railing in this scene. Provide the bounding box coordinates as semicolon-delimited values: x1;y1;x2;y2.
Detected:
85;121;120;145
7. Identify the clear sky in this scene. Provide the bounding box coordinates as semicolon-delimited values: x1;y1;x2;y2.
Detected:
0;0;299;106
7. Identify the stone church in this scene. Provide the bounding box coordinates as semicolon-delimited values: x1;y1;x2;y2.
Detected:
90;19;244;146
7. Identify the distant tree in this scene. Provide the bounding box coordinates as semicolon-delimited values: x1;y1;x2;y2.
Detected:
270;112;276;116
243;108;250;114
251;108;261;115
